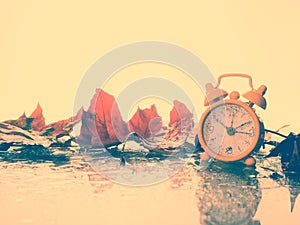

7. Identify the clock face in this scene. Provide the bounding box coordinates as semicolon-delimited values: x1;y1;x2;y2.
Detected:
199;100;262;161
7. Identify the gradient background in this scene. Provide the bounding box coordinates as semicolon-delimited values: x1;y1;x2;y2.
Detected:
1;0;300;134
1;2;300;225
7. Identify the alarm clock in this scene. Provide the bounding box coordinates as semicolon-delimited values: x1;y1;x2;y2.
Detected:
198;73;267;162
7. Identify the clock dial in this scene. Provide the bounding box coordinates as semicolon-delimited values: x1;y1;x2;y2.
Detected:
199;100;262;161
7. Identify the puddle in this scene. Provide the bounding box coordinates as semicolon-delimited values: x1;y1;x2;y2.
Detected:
0;149;300;225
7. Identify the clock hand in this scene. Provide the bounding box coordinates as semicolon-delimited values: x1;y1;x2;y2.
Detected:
236;131;252;135
230;112;235;128
234;121;252;130
213;115;227;128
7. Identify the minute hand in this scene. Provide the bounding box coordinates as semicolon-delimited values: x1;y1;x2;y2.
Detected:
234;121;252;130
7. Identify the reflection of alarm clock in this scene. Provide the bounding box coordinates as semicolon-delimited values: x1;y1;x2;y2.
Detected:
198;73;267;162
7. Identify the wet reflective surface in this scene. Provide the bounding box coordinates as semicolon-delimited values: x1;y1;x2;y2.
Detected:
1;148;300;225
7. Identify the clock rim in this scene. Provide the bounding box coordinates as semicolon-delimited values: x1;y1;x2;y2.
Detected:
198;99;262;162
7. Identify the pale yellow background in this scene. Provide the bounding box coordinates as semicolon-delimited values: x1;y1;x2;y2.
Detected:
1;0;300;134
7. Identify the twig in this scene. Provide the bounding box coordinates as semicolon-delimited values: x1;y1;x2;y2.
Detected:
265;129;288;139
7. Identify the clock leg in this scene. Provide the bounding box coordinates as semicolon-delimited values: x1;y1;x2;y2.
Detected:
197;152;213;171
201;152;211;161
200;152;212;165
244;156;256;167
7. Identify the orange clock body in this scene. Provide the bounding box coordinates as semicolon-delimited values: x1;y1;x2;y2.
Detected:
198;99;264;162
